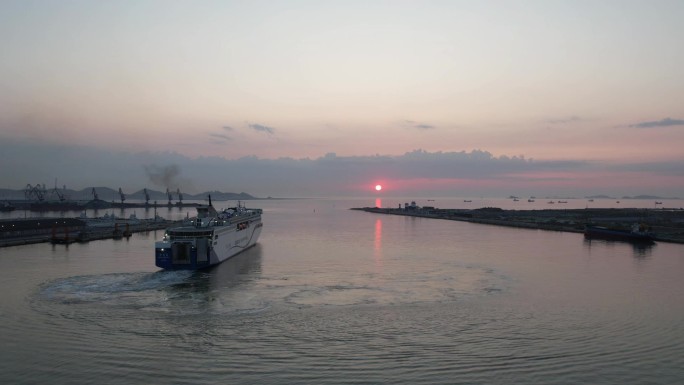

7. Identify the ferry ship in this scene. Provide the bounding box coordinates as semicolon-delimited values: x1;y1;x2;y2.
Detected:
155;197;263;269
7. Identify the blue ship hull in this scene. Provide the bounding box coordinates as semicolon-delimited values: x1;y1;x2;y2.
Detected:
584;226;654;243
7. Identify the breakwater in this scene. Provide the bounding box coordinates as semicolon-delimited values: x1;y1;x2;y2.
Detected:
352;206;684;244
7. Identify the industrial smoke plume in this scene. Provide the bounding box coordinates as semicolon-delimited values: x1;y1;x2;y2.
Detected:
144;164;181;189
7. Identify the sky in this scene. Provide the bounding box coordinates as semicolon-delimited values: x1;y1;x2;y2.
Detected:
1;0;683;198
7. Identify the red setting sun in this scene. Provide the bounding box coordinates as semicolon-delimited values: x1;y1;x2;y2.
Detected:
375;184;382;191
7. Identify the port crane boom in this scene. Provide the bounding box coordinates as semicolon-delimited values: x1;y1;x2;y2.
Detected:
25;184;47;202
118;188;126;205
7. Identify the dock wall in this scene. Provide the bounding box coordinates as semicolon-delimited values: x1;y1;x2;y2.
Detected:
1;219;180;247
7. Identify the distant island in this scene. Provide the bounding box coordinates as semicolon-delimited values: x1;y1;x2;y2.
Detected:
583;194;680;200
620;195;680;200
511;194;680;200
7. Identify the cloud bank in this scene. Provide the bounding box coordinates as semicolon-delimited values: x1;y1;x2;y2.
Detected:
546;116;582;124
629;117;684;128
248;123;276;135
2;138;683;198
403;120;436;130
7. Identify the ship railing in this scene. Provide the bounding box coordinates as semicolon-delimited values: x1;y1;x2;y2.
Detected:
168;230;213;239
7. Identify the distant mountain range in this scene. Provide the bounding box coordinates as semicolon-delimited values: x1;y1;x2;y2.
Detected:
0;187;258;202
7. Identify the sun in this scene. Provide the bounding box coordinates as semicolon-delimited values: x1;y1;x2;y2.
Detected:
375;184;382;191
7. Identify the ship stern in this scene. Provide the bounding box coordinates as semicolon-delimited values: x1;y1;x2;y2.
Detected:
155;239;213;270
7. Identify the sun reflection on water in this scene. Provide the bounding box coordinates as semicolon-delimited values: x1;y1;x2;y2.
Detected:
374;218;383;269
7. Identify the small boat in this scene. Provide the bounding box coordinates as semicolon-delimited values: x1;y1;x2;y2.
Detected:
463;200;472;203
0;201;16;212
528;199;535;202
584;224;654;243
155;197;263;270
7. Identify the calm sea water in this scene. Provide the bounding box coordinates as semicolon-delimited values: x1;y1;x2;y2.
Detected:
1;198;683;384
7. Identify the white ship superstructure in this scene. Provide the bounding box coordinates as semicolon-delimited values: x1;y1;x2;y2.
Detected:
155;198;262;269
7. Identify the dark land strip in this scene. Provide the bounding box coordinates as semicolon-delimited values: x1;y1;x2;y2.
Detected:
352;206;684;244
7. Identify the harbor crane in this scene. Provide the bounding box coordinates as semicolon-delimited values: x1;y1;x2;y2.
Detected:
166;188;173;206
118;188;126;205
24;183;47;202
176;188;183;205
50;185;67;202
143;188;150;206
91;187;99;200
